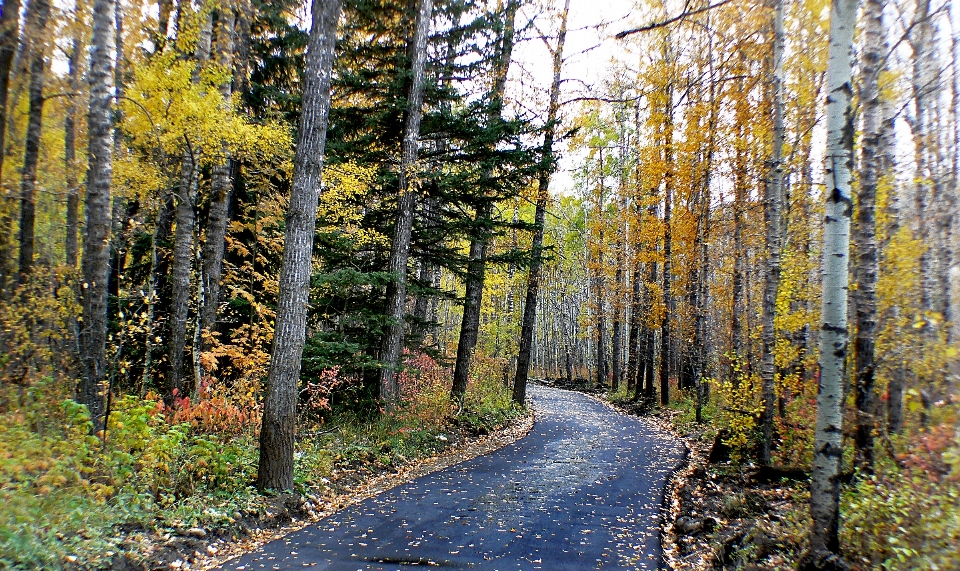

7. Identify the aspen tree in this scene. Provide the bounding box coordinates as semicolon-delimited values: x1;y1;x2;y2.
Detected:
760;0;785;466
65;34;82;268
0;0;21;183
853;0;885;473
79;0;118;432
257;0;341;491
199;2;238;356
808;0;856;562
17;0;51;282
169;9;213;398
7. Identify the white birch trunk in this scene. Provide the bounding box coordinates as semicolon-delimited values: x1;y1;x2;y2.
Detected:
809;0;857;562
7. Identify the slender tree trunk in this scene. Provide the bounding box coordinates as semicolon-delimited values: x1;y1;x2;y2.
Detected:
168;11;213;399
256;0;341;492
17;0;51;282
0;0;21;182
626;253;643;394
78;0;117;433
761;0;785;466
853;0;884;474
199;5;237;355
513;0;569;404
910;0;940;318
808;0;856;562
731;84;748;382
378;0;433;408
451;0;519;402
660;57;674;406
65;37;81;268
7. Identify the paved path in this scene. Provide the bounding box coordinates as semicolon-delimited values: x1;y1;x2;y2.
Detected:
222;385;683;571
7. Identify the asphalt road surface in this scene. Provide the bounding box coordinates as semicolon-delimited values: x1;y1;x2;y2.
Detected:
221;385;684;571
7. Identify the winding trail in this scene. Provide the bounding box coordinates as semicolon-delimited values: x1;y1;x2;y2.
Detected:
221;385;683;571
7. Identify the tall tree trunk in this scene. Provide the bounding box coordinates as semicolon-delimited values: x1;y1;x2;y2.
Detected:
910;0;940;318
65;36;81;268
450;0;519;401
660;52;674;406
513;0;569;404
760;0;785;466
378;0;433;408
17;0;51;282
256;0;341;492
0;0;21;183
853;0;884;474
731;79;748;383
199;5;237;356
809;0;856;561
78;0;117;433
168;10;213;400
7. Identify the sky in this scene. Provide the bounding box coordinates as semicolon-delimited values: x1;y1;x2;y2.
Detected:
509;0;640;195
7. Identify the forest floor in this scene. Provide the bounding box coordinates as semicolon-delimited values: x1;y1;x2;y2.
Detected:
213;384;683;571
119;411;536;571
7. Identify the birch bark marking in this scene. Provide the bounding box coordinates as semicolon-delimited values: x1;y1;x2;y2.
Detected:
808;0;856;562
17;0;52;282
379;0;433;408
256;0;341;492
451;0;519;402
761;0;785;466
853;0;884;473
79;0;117;433
513;0;570;404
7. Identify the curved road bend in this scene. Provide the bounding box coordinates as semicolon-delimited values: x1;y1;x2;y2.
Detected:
221;384;684;571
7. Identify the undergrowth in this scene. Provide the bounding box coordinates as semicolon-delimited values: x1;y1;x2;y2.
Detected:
0;352;521;570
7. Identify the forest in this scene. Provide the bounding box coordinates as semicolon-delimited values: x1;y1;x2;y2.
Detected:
0;0;957;569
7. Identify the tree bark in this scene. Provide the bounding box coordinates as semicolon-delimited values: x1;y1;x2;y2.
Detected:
379;0;433;408
256;0;341;492
78;0;117;433
853;0;884;474
451;0;519;402
199;4;237;356
65;36;81;268
660;48;674;406
168;10;213;400
17;0;51;282
513;0;569;404
0;0;21;183
809;0;856;560
760;0;785;466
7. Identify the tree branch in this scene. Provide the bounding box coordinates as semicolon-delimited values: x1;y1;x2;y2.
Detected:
615;0;734;39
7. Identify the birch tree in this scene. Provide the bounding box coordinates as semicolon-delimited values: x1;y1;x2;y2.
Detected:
808;0;857;563
257;0;341;492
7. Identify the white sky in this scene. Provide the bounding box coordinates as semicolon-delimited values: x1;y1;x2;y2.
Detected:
509;0;640;195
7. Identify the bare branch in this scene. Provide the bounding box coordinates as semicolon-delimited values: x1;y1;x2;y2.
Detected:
615;0;734;39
